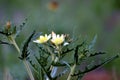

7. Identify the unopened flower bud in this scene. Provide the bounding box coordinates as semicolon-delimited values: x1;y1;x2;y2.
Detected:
6;21;11;29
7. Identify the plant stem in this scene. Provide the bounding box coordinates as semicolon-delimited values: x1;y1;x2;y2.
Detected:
23;59;35;80
50;46;62;79
9;36;35;80
50;46;62;78
10;36;20;53
67;64;76;80
50;57;59;77
45;45;55;62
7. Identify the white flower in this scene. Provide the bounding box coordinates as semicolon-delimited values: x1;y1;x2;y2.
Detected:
33;34;51;44
51;31;65;46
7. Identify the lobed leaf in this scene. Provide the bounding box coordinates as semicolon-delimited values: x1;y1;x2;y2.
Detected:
19;31;35;60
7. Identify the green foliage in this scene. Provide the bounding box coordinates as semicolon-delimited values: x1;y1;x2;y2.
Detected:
0;21;119;79
0;0;120;80
19;31;35;60
28;33;119;80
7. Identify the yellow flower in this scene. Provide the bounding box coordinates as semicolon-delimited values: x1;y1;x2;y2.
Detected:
33;34;51;44
51;31;65;46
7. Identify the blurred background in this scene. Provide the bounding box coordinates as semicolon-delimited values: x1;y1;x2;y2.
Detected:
0;0;120;80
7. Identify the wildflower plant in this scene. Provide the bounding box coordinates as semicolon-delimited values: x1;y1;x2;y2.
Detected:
0;20;35;80
0;20;119;80
30;32;119;80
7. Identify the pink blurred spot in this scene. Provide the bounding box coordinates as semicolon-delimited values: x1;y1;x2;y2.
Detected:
82;69;113;80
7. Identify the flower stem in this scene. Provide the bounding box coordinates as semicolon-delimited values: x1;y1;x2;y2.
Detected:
45;45;55;61
9;36;35;80
50;46;61;78
50;57;59;77
23;59;35;80
10;36;20;53
67;64;76;80
45;45;56;80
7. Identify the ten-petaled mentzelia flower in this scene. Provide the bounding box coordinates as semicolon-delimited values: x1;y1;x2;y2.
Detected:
33;34;51;44
51;31;65;46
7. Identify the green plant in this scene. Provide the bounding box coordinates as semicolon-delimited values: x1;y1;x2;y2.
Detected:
0;20;119;80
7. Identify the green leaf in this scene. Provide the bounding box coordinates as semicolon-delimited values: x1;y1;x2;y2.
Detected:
72;54;119;76
0;40;10;45
74;41;85;64
89;52;106;57
19;31;35;60
0;30;12;36
15;19;27;37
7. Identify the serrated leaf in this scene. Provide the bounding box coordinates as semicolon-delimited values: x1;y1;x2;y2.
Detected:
74;41;85;63
0;40;10;45
19;31;35;60
0;30;12;36
89;52;106;57
72;54;119;76
15;19;27;37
